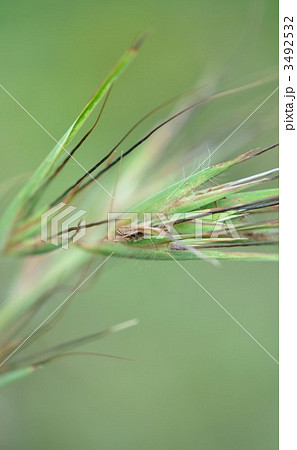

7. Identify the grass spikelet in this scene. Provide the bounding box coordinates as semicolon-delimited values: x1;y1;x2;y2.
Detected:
0;40;278;386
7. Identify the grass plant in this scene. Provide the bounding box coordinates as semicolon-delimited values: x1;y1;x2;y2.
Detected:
0;39;278;387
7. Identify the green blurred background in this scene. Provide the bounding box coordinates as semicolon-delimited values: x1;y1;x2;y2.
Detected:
0;0;278;449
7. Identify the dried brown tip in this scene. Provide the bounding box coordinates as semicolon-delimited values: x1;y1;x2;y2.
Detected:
130;31;150;52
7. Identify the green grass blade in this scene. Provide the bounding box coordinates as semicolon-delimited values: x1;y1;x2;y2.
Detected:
131;145;278;214
169;172;278;213
83;241;278;262
0;366;35;388
0;42;140;251
216;189;279;208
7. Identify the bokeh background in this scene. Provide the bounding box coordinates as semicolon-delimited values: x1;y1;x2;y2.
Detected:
0;0;278;449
